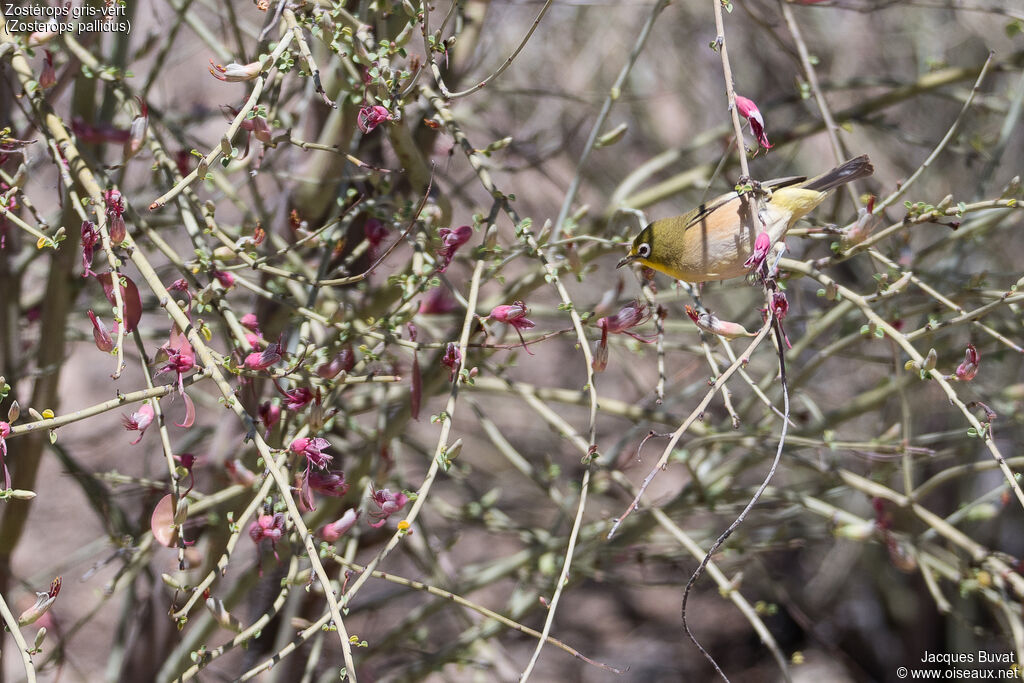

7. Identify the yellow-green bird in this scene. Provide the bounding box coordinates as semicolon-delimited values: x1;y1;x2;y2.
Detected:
617;155;873;282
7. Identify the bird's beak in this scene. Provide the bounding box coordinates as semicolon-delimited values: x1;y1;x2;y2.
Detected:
616;254;637;269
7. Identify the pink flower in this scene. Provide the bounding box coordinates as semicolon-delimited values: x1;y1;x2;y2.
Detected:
0;421;10;488
39;50;56;90
769;291;789;320
368;487;410;528
436;225;473;272
592;338;609;372
239;313;260;332
419;287;458;315
212;269;235;289
357;105;392;134
441;342;461;381
290;436;332;469
489;301;534;327
123;403;155;445
248;513;285;546
71;118;130;144
735;95;772;150
239;313;262;347
158;346;196;393
298;468;350;511
743;231;772;272
103;189;127;244
87;309;117;352
81;221;99;277
258;401;280;437
244;343;282;371
598;301;652;340
308;470;350;498
209;59;262;82
174;453;198;495
319;509;359;542
955;344;980;381
363;218;388;249
275;384;315;411
592;301;653;372
317;346;356;379
685;305;755;341
123;97;148;161
487;301;536;354
251;116;273;144
17;577;61;627
249;512;286;571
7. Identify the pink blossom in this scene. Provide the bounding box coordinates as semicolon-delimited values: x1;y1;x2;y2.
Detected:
239;313;261;332
357;105;392;134
955;344;980;381
290;436;332;469
487;301;536;354
212;269;235;289
71;118;130;144
80;220;99;277
17;577;61;627
239;313;262;347
249;512;286;571
317;347;356;379
319;509;359;542
258;401;280;437
598;301;652;339
441;342;461;381
174;453;198;495
275;384;315;411
685;305;755;341
770;291;789;320
592;301;653;372
308;470;350;498
87;309;117;352
0;421;10;488
591;338;609;372
248;513;285;547
489;301;534;328
735;95;772;150
27;18;60;47
158;346;196;393
364;218;388;249
743;231;772;271
250;116;272;144
436;225;473;272
123;97;148;161
209;59;262;82
39;50;56;90
243;343;282;371
419;287;458;315
103;189;126;244
368;487;410;528
123;403;155;445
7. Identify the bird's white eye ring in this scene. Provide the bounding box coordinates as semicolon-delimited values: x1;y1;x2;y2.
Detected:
637;242;651;258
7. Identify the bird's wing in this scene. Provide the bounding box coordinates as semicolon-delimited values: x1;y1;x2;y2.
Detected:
683;191;740;229
683;175;809;230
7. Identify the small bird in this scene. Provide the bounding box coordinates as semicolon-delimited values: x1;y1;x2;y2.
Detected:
617;155;873;282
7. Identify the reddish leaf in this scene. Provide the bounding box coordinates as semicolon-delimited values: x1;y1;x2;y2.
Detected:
151;494;177;547
176;391;195;428
97;273;142;332
410;353;421;420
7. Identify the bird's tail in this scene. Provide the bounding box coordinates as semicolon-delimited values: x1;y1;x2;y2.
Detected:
802;155;874;192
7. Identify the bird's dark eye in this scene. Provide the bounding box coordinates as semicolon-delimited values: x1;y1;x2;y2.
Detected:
637;242;651;258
